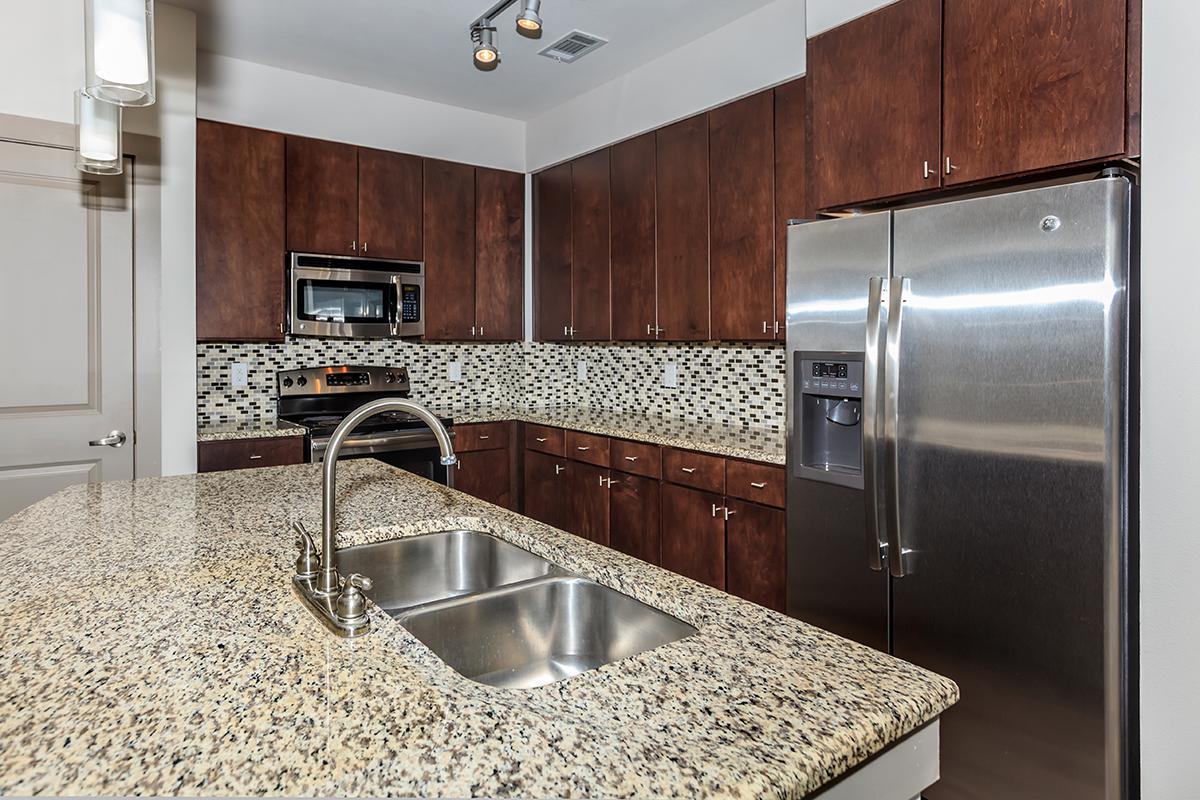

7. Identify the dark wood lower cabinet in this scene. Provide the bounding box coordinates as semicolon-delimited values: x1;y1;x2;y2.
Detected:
661;483;726;590
568;461;610;546
198;437;306;473
725;498;786;612
609;472;661;565
454;448;512;510
524;450;568;530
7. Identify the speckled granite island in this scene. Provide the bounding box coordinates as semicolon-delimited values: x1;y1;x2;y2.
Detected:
0;461;957;798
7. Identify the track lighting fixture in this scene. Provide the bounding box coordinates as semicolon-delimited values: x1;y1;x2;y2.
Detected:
469;0;546;70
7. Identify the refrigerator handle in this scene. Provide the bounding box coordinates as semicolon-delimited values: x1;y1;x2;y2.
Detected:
863;276;890;571
883;277;915;578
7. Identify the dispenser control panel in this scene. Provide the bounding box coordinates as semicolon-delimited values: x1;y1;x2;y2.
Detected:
800;359;863;397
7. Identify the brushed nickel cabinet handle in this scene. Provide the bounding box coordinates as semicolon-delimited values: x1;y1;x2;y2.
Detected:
945;156;957;175
479;435;490;440
681;467;696;474
923;160;935;180
750;481;767;489
554;464;565;475
711;504;723;517
249;454;263;460
624;456;638;462
576;446;590;451
536;437;548;443
724;508;737;520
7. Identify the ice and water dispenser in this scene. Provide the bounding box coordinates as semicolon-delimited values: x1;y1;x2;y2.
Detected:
794;352;864;489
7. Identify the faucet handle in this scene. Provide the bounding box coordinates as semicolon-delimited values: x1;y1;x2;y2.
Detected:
336;573;373;623
292;521;320;579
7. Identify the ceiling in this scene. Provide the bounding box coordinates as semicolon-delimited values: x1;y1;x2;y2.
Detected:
173;0;777;120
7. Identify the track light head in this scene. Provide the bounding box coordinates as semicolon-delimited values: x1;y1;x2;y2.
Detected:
472;23;499;68
516;0;542;34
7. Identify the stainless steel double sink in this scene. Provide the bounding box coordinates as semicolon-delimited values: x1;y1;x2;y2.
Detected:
337;531;697;689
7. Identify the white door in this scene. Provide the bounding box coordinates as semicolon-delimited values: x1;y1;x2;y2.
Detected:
0;140;134;521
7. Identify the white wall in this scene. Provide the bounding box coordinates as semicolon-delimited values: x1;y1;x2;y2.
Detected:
1138;4;1200;797
525;0;805;171
197;54;526;172
0;0;198;477
805;0;895;37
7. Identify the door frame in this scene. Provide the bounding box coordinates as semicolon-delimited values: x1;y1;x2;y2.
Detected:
0;112;163;479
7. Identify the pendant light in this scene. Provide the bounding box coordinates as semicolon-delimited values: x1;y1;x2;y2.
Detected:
84;0;156;107
74;90;123;175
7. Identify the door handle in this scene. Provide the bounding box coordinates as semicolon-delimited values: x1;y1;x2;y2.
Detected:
863;276;890;571
88;430;127;448
883;277;914;578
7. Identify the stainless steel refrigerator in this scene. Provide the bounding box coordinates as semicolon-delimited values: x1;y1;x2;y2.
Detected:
785;174;1136;800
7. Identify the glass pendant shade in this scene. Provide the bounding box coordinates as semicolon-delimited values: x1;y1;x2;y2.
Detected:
75;90;123;175
85;0;156;107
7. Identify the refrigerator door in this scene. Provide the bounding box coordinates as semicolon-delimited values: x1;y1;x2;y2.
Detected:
786;213;891;651
889;177;1132;800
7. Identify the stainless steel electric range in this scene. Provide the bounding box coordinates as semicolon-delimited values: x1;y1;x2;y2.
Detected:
277;365;454;483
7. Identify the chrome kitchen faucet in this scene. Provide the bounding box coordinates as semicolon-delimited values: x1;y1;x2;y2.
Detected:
292;397;457;637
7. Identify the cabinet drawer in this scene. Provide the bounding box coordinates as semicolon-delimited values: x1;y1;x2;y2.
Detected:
725;460;786;509
198;437;306;473
610;438;662;479
455;422;510;452
524;423;564;456
565;430;610;467
662;447;726;493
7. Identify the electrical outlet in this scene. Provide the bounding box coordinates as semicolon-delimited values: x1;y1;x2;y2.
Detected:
230;362;249;389
663;362;678;388
576;360;587;381
448;361;463;382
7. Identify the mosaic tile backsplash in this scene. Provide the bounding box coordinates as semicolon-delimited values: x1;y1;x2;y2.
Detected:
197;340;785;430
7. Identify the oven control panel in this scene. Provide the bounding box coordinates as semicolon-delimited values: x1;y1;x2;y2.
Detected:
277;365;410;396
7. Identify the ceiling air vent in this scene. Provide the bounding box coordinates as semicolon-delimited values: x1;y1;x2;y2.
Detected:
538;30;608;63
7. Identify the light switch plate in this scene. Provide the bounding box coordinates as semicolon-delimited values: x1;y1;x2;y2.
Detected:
231;362;249;389
448;361;463;382
576;360;587;381
663;362;678;388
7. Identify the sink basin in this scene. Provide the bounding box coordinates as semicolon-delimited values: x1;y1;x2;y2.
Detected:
337;530;566;613
395;576;698;689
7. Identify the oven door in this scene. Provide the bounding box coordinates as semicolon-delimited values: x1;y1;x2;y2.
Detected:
310;430;452;486
290;265;397;339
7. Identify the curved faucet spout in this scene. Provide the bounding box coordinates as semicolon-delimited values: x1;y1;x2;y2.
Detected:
316;398;456;596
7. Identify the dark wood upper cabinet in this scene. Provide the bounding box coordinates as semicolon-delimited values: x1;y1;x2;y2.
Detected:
808;0;943;210
570;149;612;341
661;482;726;589
725;499;786;613
423;159;476;341
773;77;807;341
941;0;1128;185
534;163;573;342
285;136;359;255
196;121;286;342
610;132;657;342
656;115;711;341
710;91;775;341
356;147;422;260
609;471;661;565
474;167;525;341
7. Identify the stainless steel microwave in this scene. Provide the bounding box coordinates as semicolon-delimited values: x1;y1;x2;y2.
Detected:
287;253;424;339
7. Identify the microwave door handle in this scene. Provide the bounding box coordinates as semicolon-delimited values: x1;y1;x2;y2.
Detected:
883;277;913;578
863;276;889;571
390;274;402;337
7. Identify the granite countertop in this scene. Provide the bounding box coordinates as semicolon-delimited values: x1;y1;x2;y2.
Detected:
197;418;307;442
444;405;786;465
0;461;956;797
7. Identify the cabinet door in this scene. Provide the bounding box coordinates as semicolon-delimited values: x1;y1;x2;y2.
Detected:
357;147;422;260
454;448;512;509
524;449;568;529
570;149;612;341
773;77;807;341
609;472;661;565
725;499;786;612
942;0;1128;185
475;167;524;341
534;163;573;341
197;121;286;342
655;115;710;341
568;461;611;546
285;136;358;255
808;0;942;210
710;91;775;341
661;483;726;589
610;133;657;342
423;159;476;340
